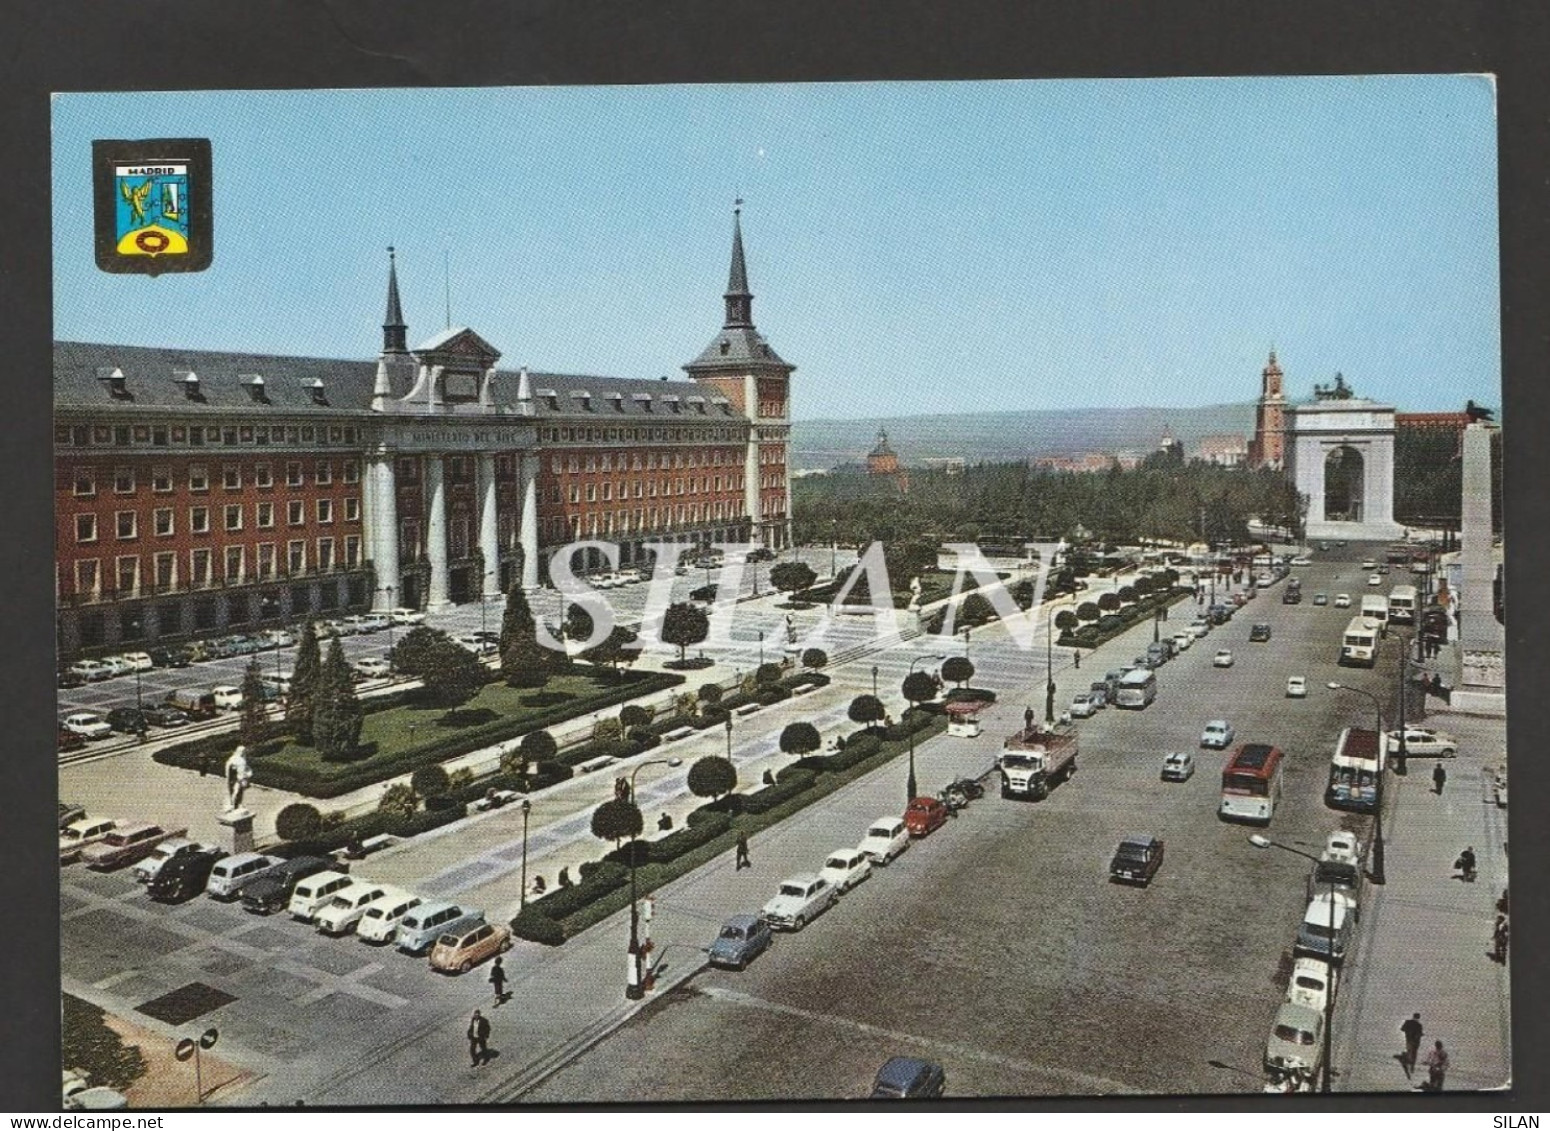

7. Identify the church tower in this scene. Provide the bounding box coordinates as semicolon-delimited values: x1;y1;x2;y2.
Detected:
1248;348;1286;470
684;205;796;547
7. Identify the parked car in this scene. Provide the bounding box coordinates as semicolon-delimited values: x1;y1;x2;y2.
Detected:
58;801;87;830
288;870;357;921
1285;956;1338;1015
357;892;425;945
1308;858;1363;922
390;607;425;626
1249;623;1272;643
1200;720;1235;749
1213;649;1235;668
69;659;114;682
1360;559;1378;571
1188;619;1212;639
313;882;391;935
903;796;950;837
1385;727;1458;757
857;817;910;865
1367;573;1383;587
1294;894;1354;963
60;817;122;863
429;921;513;973
57;668;85;689
1312;593;1328;606
396;902;485;955
454;634;497;655
1069;693;1097;719
164;689;218;719
149;847;226;903
62;712;114;741
1333;593;1351;608
97;656;136;678
119;652;155;672
104;707;149;737
1170;632;1193;653
762;874;838;931
1290;556;1312;567
211;685;244;711
57;728;86;753
142;703;192;728
240;856;335;915
351;657;392;679
205;852;286;900
1322;830;1362;865
707;913;774;970
81;822;186;870
1265;1002;1325;1077
1161;752;1195;782
1286;676;1307;699
1108;835;1165;886
62;1070;128;1112
132;837;205;884
470;788;522;813
819;848;873;893
870;1057;947;1099
260;628;296;649
1087;682;1111;707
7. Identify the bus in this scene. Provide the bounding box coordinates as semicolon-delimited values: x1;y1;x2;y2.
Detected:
1219;743;1285;824
1114;668;1157;709
1385;545;1411;565
1387;584;1418;626
1339;616;1382;667
1359;594;1389;629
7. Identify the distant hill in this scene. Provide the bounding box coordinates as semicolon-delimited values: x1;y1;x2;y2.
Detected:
791;403;1258;469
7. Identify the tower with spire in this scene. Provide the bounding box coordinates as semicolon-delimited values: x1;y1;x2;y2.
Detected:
372;246;417;411
684;204;796;547
1247;347;1287;470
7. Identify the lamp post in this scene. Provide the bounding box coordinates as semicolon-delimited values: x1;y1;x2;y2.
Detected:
127;617;144;713
724;715;733;761
1250;834;1335;1093
831;520;838;579
962;626;971;663
1045;605;1056;724
905;654;945;803
480;571;496;642
872;665;879;699
1327;681;1387;885
1392;634;1411;776
519;798;532;909
758;629;764;668
626;756;683;1000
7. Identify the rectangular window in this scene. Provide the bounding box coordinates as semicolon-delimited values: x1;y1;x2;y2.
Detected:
224;504;243;532
224;546;244;582
569;485;580;504
342;460;360;484
257;502;275;529
75;514;97;543
254;463;273;488
153;552;176;590
344;535;361;567
114;426;130;446
222;464;241;490
315;461;333;485
154;507;174;536
287;540;306;574
602;483;612;501
76;559;99;594
73;469;96;497
113;467;134;493
286;461;304;487
288;500;305;525
257;543;276;579
316;499;333;524
601;454;612;472
567;455;579;473
115;556;139;595
344;497;360;521
115;511;137;539
585;484;596;503
317;537;335;571
189;505;210;534
189;465;209;491
551;456;562;474
190;548;211;586
151;466;172;493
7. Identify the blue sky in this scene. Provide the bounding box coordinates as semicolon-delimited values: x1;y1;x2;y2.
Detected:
52;78;1499;420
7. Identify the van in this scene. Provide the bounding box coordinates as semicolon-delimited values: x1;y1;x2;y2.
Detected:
205;852;284;900
396;902;485;955
164;689;218;719
1294;894;1354;964
314;883;390;935
857;817;910;865
288;870;356;921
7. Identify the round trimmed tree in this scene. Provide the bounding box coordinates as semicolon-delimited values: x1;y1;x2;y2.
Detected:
1055;609;1079;633
848;693;885;732
779;721;822;758
1076;601;1101;623
590;798;643;849
801;647;828;669
687;755;738;803
941;656;975;689
661;601;710;665
275;803;323;843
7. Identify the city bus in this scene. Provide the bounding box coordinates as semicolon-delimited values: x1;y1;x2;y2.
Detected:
1114;668;1157;709
1359;594;1389;629
1339;616;1382;667
1387;584;1418;626
1219;743;1285;824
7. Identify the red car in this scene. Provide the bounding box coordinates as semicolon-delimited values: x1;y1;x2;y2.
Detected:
903;797;949;838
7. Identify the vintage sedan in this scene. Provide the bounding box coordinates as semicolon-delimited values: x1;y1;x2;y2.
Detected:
1161;752;1195;782
1265;1002;1325;1077
81;822;186;870
1334;593;1351;608
762;874;838;931
1108;835;1165;886
903;796;950;837
1286;676;1308;699
707;914;774;970
61;712;114;741
1213;649;1235;668
818;848;873;893
1385;727;1458;757
429;921;513;974
1200;720;1235;749
60;817;123;864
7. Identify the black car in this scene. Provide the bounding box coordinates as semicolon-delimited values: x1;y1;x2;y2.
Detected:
148;646;192;669
57;669;85;690
141;703;191;728
746;547;776;563
104;707;149;736
1249;623;1272;643
59;801;87;829
870;1057;946;1099
149;848;226;903
240;855;334;915
690;584;717;602
1109;835;1165;886
1282;588;1302;605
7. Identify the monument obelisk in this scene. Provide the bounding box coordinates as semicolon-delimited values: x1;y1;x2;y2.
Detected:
1450;421;1506;716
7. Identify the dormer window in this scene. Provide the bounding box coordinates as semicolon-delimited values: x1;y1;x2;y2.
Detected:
179;370;203;401
537;388;559;411
241;374;269;404
633;393;653;413
571;389;594;412
610;393;625;412
309;378;328;405
96;367;129;399
719;339;730;356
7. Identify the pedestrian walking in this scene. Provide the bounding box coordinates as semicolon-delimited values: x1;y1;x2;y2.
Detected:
735;830;751;870
467;1009;491;1067
1024;706;1034;734
1433;762;1447;795
488;956;508;1007
1400;1013;1424;1076
1072;649;1080;669
1492;914;1510;963
1455;846;1477;883
1423;1040;1449;1091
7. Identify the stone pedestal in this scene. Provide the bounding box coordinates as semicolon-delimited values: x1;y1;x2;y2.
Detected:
217;808;256;856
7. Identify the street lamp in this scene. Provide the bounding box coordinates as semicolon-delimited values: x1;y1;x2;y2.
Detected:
758;629;764;668
1392;633;1412;776
906;654;946;802
519;798;532;909
1250;834;1335;1093
1326;681;1387;885
830;520;838;579
1045;605;1057;724
962;626;971;663
480;570;496;641
724;715;733;761
626;756;683;1000
871;665;879;699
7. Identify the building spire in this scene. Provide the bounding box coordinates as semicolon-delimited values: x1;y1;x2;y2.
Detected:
383;245;408;355
724;201;753;328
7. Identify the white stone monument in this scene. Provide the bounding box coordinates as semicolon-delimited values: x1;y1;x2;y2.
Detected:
1285;394;1405;542
1449;422;1506;717
217;745;256;854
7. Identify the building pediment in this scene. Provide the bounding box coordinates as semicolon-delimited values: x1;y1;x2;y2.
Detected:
413;326;502;368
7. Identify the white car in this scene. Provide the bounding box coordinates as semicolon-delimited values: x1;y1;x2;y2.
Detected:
354;613;394;633
1200;720;1235;749
1333;593;1351;608
1367;573;1383;587
356;890;423;944
818;848;873;893
1323;831;1363;865
1189;620;1212;639
287;870;357;921
131;837;204;884
262;628;296;648
1255;575;1273;589
1286;676;1308;698
97;656;137;678
1069;694;1097;719
1290;556;1312;567
1171;632;1193;652
314;882;390;935
1385;727;1458;757
1360;559;1378;571
211;685;244;710
1213;649;1235;668
68;659;114;682
390;607;425;626
1286;956;1338;1014
761;874;838;931
352;657;392;679
60;817;123;863
119;652;155;672
470;788;522;812
454;634;497;655
1161;752;1195;782
857;817;910;865
62;712;114;740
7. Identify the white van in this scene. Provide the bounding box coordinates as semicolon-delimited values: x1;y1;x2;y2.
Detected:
395;901;485;955
313;882;388;935
857;817;910;865
288;870;355;921
205;853;284;900
357;890;423;945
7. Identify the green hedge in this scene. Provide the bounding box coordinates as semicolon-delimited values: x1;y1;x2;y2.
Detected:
510;859;632;945
647;811;732;862
744;768;818;814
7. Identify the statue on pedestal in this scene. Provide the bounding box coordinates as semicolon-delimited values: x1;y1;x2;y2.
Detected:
908;575;923;611
224;745;253;813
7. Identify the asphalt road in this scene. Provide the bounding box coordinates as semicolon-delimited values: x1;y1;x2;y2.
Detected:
529;552;1401;1100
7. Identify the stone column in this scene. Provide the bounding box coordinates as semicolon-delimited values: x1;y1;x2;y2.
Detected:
425;454;450;609
1453;422;1505;714
518;453;540;591
477;451;500;599
367;452;400;610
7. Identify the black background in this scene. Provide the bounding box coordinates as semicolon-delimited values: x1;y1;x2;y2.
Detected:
4;0;1546;1114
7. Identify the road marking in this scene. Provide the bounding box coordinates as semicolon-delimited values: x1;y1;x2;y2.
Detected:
91;968;144;990
697;985;1142;1094
283;960;406;1008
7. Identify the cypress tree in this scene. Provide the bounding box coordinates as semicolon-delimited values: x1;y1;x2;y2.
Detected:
289;619;322;745
314;638;363;762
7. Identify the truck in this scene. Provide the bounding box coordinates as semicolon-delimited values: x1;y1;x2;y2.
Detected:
1324;727;1385;813
998;723;1079;800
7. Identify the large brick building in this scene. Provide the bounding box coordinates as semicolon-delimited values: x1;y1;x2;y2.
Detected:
54;210;794;658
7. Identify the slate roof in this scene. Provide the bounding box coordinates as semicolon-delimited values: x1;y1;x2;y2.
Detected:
683;325;792;373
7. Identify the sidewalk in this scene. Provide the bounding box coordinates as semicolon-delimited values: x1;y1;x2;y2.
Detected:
1332;638;1511;1093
